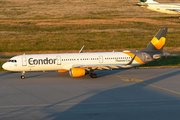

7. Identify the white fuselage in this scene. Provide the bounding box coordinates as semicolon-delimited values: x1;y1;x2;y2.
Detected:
2;52;140;72
145;3;180;14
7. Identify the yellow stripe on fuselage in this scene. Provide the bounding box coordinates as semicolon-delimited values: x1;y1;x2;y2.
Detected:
123;52;144;64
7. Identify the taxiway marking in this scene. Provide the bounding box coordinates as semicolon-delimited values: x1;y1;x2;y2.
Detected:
116;75;180;95
116;75;144;82
142;82;180;95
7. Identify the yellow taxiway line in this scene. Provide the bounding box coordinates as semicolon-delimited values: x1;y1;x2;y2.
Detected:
116;75;180;95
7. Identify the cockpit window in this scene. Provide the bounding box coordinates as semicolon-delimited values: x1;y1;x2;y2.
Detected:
8;60;17;63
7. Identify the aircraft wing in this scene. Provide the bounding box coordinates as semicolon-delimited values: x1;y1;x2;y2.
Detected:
166;9;180;12
72;54;136;70
72;64;134;70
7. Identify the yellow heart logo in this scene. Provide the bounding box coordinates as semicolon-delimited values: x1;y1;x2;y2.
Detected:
151;37;166;50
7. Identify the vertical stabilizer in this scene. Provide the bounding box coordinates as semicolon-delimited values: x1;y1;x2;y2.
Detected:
140;0;158;3
142;28;168;53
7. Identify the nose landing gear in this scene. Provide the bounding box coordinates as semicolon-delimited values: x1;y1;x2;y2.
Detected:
21;71;25;79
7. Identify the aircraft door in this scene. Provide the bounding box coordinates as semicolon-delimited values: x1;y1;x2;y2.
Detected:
99;56;103;63
22;57;27;66
57;56;61;65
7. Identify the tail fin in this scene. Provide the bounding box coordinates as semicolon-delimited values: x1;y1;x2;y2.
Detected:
142;28;168;53
140;0;158;3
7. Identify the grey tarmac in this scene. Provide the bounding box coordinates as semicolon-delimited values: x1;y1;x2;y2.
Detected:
0;68;180;120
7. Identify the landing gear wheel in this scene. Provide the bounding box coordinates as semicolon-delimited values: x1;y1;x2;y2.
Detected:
90;73;97;78
21;71;25;79
21;75;25;79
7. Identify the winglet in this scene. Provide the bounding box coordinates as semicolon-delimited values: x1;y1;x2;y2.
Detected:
127;55;136;65
79;45;85;53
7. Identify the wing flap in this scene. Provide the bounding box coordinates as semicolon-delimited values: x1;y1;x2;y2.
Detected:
166;9;180;12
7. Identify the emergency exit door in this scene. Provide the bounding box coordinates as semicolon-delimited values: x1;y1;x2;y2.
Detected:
57;56;61;65
22;57;27;66
99;56;103;63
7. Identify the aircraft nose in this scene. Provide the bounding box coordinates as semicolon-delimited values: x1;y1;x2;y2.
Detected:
2;62;8;70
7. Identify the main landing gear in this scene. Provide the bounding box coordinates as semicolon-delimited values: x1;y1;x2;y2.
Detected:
21;71;25;79
90;71;97;78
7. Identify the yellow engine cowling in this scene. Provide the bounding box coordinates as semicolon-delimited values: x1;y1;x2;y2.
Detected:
58;70;69;73
69;68;85;77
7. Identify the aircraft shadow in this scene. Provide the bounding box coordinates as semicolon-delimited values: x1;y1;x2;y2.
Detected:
1;69;180;120
86;69;129;78
39;69;180;120
25;72;53;79
0;72;16;78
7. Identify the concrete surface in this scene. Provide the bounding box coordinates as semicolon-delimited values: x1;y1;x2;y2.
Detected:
0;68;180;120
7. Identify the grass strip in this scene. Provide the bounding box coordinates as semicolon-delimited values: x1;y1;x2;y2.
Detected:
0;22;179;52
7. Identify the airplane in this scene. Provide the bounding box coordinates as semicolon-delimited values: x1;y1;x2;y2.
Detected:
136;0;180;15
2;28;170;79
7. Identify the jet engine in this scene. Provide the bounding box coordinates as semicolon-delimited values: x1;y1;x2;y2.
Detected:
69;68;85;77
